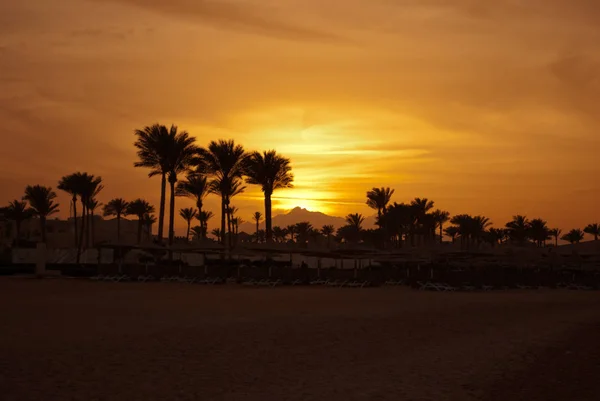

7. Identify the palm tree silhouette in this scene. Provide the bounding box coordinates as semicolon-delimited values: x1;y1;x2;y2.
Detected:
126;199;155;244
226;205;239;243
561;229;584;245
179;207;197;242
133;124;171;244
378;202;413;248
549;228;562;247
4;200;32;247
211;228;222;242
444;226;460;244
295;222;313;247
253;211;263;242
345;213;365;231
584;223;599;241
22;185;59;243
486;228;505;247
190;226;203;241
245;150;294;242
431;209;450;244
272;226;285;243
196;210;214;240
176;173;209;234
103;198;129;242
528;218;550;247
198;140;246;247
321;224;335;248
366;187;394;219
286;224;296;243
143;214;157;241
506;215;530;245
58;173;83;247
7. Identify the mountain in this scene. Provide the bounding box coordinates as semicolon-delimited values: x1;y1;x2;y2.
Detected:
238;207;377;233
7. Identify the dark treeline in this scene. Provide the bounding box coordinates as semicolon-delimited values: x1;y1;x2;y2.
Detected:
1;124;599;254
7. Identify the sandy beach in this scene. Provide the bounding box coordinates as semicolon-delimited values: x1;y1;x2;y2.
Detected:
1;279;599;401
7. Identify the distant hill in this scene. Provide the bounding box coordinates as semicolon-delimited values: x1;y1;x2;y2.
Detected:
239;207;377;233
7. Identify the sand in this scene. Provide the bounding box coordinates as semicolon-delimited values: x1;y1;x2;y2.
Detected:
1;279;599;401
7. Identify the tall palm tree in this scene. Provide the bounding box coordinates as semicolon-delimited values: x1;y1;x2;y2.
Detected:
198;139;247;246
179;207;197;242
4;200;32;247
126;199;155;244
176;173;209;230
103;198;129;242
58;173;84;247
321;224;335;248
134;124;171;244
226;205;239;242
245;150;294;242
561;229;584;245
584;223;600;241
22;185;59;243
528;218;550;247
431;209;450;244
549;228;562;247
196;210;214;240
366;187;394;219
253;212;263;242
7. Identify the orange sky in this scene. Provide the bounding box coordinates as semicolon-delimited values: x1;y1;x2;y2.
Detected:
1;0;599;233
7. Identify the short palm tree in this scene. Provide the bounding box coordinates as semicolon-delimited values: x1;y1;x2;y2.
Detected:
176;172;209;220
211;228;222;242
549;228;562;247
198;139;246;246
506;215;530;245
561;229;585;245
321;224;335;248
431;209;450;244
22;185;59;243
486;228;506;247
528;218;550;247
103;198;130;242
143;214;157;240
345;213;365;231
196;210;214;240
179;207;197;242
245;150;294;242
286;224;296;243
126;199;155;244
253;212;263;242
272;226;285;243
295;222;313;246
190;226;203;241
366;187;394;219
584;223;599;241
444;226;460;244
4;200;32;246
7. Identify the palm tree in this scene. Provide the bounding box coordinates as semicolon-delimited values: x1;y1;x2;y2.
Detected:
321;224;335;248
176;173;209;234
211;228;222;242
126;199;155;244
584;223;599;241
471;216;491;246
506;215;530;245
87;198;102;246
528;218;550;247
366;187;394;219
4;200;32;247
561;229;585;245
410;198;435;246
245;150;294;242
22;185;59;243
253;211;263;242
179;207;197;242
196;211;214;240
549;228;562;247
58;173;83;247
486;228;505;247
134;124;171;244
190;226;203;241
345;213;365;231
431;209;450;244
295;222;313;246
286;224;296;243
272;226;285;243
444;226;460;244
103;198;129;242
70;174;103;255
198;139;247;246
226;205;239;242
143;214;157;240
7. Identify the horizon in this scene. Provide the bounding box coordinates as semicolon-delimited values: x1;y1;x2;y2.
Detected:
2;0;599;234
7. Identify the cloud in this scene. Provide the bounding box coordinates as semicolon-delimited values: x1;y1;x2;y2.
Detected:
90;0;344;42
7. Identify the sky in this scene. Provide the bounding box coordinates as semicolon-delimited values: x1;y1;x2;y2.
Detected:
1;0;599;233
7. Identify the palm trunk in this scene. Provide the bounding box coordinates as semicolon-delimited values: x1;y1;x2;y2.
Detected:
116;214;121;243
90;209;95;246
157;173;166;244
220;199;226;246
256;221;259;242
72;196;78;247
197;200;204;240
40;216;47;243
265;193;272;243
76;203;86;264
439;224;443;244
227;209;232;248
186;221;191;242
168;180;175;246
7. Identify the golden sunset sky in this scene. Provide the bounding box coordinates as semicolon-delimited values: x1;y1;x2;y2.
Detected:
1;0;599;232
